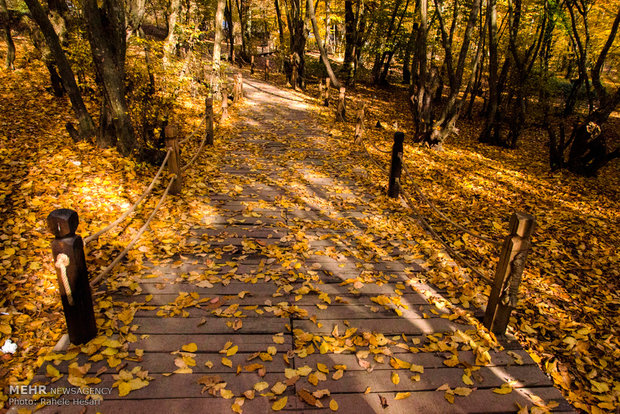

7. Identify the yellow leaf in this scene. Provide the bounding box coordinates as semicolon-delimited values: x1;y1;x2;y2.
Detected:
493;384;513;394
445;391;455;404
462;373;474;385
254;381;269;392
272;396;288;411
182;343;198;352
395;392;411;400
222;357;233;367
391;371;400;385
118;381;132;397
317;363;329;373
128;378;149;391
410;364;424;374
173;367;193;374
227;345;239;356
332;369;344;380
271;382;287;395
453;387;472;396
46;364;60;378
220;389;234;399
329;399;339;411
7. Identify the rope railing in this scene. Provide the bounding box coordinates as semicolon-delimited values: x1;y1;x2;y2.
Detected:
398;154;502;246
354;124;535;336
47;74;243;345
83;149;172;245
89;176;176;286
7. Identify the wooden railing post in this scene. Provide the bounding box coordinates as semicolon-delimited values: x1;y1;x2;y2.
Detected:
484;212;535;335
238;73;243;98
250;55;255;74
205;96;214;146
165;124;182;194
388;132;405;198
221;85;229;120
319;80;324;102
324;77;330;106
47;209;97;345
336;87;346;122
265;58;270;81
354;104;366;144
233;75;240;104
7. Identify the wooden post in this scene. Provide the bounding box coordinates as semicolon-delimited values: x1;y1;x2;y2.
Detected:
354;104;366;144
484;212;535;335
324;77;331;106
221;85;229;121
336;87;346;122
291;64;298;91
165;124;182;194
233;75;240;104
388;132;405;198
318;80;324;102
47;209;97;345
265;58;270;81
239;73;243;98
205;96;214;146
250;55;255;74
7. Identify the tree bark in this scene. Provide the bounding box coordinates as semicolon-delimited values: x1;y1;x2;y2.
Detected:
83;0;136;155
274;0;286;50
307;0;340;88
1;0;15;69
163;0;181;67
224;0;235;61
23;0;95;138
213;0;225;85
479;0;499;144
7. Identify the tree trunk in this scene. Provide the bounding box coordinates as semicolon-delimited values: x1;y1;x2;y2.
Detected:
235;0;250;61
479;0;499;144
83;0;136;155
23;0;95;138
274;0;286;50
341;0;355;84
323;0;330;52
126;0;147;40
402;23;417;84
163;0;181;67
213;0;225;86
307;0;340;88
224;0;235;61
1;0;15;69
283;0;307;88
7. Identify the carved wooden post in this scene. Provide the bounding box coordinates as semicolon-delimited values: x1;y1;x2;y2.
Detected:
165;124;182;194
324;78;331;106
484;212;535;335
239;73;244;98
265;58;270;81
336;87;346;122
47;209;97;345
388;132;405;198
205;96;214;146
250;55;255;74
319;80;324;102
354;104;366;144
221;85;229;121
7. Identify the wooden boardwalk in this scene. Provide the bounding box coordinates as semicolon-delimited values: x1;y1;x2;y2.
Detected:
32;77;573;413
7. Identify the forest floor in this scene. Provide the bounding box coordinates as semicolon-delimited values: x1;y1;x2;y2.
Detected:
0;40;618;413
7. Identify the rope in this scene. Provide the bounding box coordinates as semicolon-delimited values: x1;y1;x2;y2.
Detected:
368;140;392;154
90;176;175;287
398;154;502;246
54;253;74;305
399;185;494;284
181;124;210;172
84;149;172;245
355;137;494;284
179;116;206;145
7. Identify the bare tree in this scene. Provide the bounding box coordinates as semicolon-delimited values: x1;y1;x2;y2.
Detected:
306;0;340;87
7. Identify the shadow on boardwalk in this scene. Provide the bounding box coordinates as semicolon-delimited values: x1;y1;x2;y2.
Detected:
31;75;573;414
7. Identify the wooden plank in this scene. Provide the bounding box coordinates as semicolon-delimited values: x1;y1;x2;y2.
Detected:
51;352;289;374
291;389;573;413
128;334;291;353
294;318;472;336
295;349;535;370
132;317;289;334
294;366;554;393
37;396;300;414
